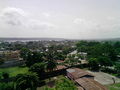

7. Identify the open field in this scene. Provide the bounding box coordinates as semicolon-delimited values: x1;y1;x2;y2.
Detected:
0;66;28;77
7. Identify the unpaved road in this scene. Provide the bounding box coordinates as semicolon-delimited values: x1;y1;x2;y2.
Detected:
87;71;120;85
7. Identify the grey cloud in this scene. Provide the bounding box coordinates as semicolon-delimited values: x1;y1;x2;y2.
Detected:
1;0;120;39
0;7;56;30
0;7;26;26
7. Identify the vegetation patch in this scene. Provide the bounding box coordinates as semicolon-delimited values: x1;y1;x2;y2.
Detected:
0;66;28;78
38;76;77;90
107;83;120;90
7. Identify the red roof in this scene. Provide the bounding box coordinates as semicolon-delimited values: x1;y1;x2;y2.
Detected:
56;65;67;70
56;60;65;63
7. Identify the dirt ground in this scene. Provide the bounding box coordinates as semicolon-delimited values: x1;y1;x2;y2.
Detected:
87;70;120;85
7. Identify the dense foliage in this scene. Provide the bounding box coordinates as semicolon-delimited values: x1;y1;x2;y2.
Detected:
0;82;14;90
1;40;120;89
29;62;46;79
76;41;119;70
44;77;77;90
15;72;39;90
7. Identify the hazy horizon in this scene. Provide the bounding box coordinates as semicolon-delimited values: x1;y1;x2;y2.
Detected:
0;0;120;39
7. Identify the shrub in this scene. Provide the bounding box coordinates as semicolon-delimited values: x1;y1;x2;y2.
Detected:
0;82;14;90
2;72;9;79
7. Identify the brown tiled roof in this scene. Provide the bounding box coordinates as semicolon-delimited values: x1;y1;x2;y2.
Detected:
56;60;65;63
67;68;94;79
56;65;67;70
75;78;108;90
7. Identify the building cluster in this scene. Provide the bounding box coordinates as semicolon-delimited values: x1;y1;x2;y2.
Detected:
67;68;108;90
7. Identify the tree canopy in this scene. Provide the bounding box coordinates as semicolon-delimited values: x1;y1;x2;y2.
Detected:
15;72;39;90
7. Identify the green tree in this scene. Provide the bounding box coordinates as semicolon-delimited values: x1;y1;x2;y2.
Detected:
114;41;120;55
26;52;44;67
102;42;117;61
55;77;77;90
114;41;120;48
114;63;120;76
20;48;31;60
46;60;57;72
45;52;57;72
88;58;99;71
15;72;39;90
76;41;88;52
29;62;46;79
54;52;66;60
2;72;9;79
0;82;14;90
98;56;113;68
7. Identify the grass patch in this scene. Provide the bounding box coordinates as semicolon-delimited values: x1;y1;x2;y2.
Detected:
0;66;29;77
107;83;120;90
110;73;118;77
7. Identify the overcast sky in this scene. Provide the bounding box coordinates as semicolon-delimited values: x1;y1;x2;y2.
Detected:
0;0;120;39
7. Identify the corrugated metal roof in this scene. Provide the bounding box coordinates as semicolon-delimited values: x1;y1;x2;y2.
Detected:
75;78;108;90
67;68;94;79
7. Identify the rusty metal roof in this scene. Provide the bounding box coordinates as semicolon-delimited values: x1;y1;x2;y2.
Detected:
67;68;94;79
75;78;108;90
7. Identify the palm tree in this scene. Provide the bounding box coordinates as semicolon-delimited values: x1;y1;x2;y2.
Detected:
15;72;39;90
29;62;46;79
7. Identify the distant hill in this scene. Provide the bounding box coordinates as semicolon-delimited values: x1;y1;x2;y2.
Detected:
0;37;120;42
104;38;120;41
88;38;120;41
71;38;120;41
0;37;66;42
